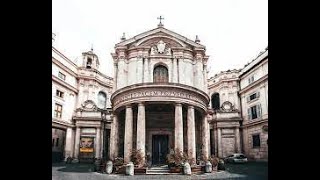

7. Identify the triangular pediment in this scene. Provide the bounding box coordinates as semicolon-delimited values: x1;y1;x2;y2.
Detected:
115;27;205;50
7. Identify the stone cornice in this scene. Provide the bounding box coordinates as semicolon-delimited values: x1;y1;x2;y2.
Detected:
78;75;113;88
207;78;239;89
52;75;78;93
111;83;210;112
239;74;268;94
52;47;78;68
242;118;268;128
77;67;113;81
240;59;268;80
52;118;75;129
52;57;78;77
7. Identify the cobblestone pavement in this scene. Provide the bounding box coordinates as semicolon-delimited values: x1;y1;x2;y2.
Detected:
52;162;267;180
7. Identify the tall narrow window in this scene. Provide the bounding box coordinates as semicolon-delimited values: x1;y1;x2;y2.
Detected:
97;92;107;109
248;104;262;120
54;103;62;118
153;65;168;83
211;93;220;110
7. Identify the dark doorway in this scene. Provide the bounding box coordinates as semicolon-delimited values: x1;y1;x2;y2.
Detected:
152;135;169;165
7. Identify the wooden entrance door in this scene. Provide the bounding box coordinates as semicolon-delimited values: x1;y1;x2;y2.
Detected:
152;135;169;165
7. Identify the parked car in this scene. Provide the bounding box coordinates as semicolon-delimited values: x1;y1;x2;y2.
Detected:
224;153;248;163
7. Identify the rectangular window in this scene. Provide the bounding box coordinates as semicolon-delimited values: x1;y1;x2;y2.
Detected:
248;104;262;120
56;138;59;147
252;134;261;148
247;92;260;102
58;72;66;80
52;139;55;147
56;90;64;98
54;103;62;118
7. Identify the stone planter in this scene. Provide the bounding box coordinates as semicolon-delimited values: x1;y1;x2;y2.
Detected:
205;161;212;173
125;162;134;176
183;162;191;175
106;161;113;174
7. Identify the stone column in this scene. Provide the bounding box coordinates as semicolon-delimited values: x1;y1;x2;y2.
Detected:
64;127;74;160
124;105;133;164
235;127;241;153
136;102;146;165
95;127;101;158
187;106;196;165
202;115;209;160
217;128;222;157
174;103;183;154
74;127;81;159
109;114;119;160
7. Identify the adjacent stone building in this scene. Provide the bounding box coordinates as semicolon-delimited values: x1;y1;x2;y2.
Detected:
52;24;268;163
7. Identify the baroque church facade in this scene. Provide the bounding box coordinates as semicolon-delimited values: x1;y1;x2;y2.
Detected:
52;23;268;164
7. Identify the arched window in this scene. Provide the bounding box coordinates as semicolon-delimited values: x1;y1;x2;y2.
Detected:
211;93;220;110
153;65;168;83
86;58;92;69
97;91;106;109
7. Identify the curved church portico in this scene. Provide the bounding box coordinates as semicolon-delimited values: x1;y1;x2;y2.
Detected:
109;24;211;166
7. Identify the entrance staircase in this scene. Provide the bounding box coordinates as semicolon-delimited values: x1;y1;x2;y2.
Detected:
146;165;171;175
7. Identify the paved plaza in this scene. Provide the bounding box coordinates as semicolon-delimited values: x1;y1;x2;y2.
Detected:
52;162;268;180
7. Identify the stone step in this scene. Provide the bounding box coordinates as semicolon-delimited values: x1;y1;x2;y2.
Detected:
148;167;169;170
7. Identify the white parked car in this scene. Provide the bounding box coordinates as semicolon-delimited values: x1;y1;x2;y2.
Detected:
224;153;248;163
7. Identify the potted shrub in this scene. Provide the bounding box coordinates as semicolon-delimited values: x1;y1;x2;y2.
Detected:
131;149;147;175
113;157;125;174
166;148;183;173
209;156;219;172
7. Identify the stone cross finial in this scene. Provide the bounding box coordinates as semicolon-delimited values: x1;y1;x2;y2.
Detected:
157;16;164;27
195;35;200;43
121;32;126;41
91;44;93;51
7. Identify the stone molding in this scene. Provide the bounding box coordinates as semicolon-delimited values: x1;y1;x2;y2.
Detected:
111;83;209;111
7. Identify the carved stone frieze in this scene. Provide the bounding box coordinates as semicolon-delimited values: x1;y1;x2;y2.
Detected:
111;83;209;111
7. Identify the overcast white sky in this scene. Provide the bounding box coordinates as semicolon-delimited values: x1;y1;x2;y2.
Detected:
52;0;268;77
